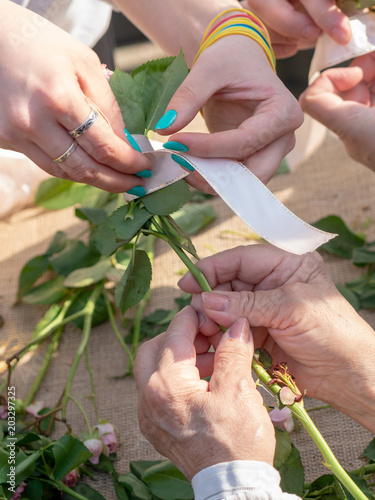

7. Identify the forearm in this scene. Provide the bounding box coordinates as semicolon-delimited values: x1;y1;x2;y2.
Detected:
112;0;242;65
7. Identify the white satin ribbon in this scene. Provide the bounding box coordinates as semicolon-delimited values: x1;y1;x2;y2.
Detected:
124;136;335;255
286;10;375;171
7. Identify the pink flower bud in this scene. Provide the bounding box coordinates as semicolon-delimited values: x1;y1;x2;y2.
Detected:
83;438;104;464
269;406;294;433
25;401;45;418
11;481;26;499
96;423;117;454
62;468;80;488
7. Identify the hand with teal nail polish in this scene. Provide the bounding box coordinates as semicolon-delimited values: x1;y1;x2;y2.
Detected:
155;110;178;130
171;153;194;172
126;186;146;197
163;141;189;152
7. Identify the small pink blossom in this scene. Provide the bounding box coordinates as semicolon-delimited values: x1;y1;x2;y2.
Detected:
83;438;105;464
96;423;117;453
25;401;44;418
269;406;294;433
11;481;26;500
0;405;8;419
62;468;80;488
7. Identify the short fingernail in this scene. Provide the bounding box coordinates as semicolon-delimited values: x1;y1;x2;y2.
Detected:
124;128;142;153
163;141;189;152
301;24;321;39
228;318;250;343
155;109;178;130
202;292;229;311
171;153;194;172
331;26;350;44
135;169;152;178
126;186;146;197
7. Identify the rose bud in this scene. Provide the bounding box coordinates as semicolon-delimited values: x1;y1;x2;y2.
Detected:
96;423;117;454
25;400;45;418
83;438;104;464
62;468;80;488
11;481;26;500
269;406;294;433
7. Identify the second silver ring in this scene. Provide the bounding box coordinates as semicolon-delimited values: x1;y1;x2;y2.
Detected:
69;107;99;139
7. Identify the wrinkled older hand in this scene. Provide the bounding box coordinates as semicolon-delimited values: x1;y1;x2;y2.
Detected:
178;245;375;432
300;53;375;169
0;1;151;193
247;0;351;59
134;306;275;480
156;36;303;186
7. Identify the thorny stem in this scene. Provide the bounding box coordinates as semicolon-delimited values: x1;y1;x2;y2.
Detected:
23;326;64;407
104;291;135;367
169;241;369;500
62;284;103;419
85;345;100;423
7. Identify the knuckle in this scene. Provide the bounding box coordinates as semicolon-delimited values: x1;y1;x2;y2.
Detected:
92;141;117;165
70;165;100;185
173;84;197;104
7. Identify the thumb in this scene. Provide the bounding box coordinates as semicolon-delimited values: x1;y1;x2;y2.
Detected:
209;318;255;396
154;60;215;135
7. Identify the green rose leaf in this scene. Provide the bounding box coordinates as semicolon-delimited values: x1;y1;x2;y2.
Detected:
132;56;175;115
145;51;189;133
108;205;153;241
63;482;106;500
52;434;92;481
118;472;152;500
17;254;50;299
23;479;43;500
363;437;375;461
278;444;304;497
22;276;67;305
49;241;100;277
114;249;152;314
141;460;193;500
352;246;375;266
129;460;163;480
274;428;292;469
0;449;42;486
110;68;146;134
172;202;216;235
63;259;113;288
35;179;87;210
66;290;108;329
313;215;365;259
142;180;191;216
46;231;68;256
75;207;107;226
92;220;130;256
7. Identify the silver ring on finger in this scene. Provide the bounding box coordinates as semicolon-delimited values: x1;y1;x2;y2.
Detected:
53;139;78;163
68;107;99;139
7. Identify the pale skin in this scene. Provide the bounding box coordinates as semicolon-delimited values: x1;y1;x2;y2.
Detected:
300;53;375;169
0;0;304;193
246;0;351;59
134;307;276;481
178;244;375;434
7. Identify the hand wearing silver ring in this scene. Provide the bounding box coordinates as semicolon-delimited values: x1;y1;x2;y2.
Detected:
69;108;98;139
53;140;78;163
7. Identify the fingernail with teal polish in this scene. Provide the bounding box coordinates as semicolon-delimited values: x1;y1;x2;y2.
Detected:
135;169;152;178
126;186;146;197
171;153;194;172
163;141;189;152
124;128;142;153
155;110;177;130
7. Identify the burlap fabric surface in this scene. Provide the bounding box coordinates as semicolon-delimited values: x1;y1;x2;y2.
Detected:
1;130;374;498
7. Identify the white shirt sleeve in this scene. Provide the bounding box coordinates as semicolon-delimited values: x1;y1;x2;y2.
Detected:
191;461;302;500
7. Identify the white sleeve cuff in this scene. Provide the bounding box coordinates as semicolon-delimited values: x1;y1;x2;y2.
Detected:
191;460;301;500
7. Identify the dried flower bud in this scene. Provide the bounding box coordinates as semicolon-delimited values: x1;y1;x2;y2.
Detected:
62;468;80;487
96;423;117;454
83;438;104;464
